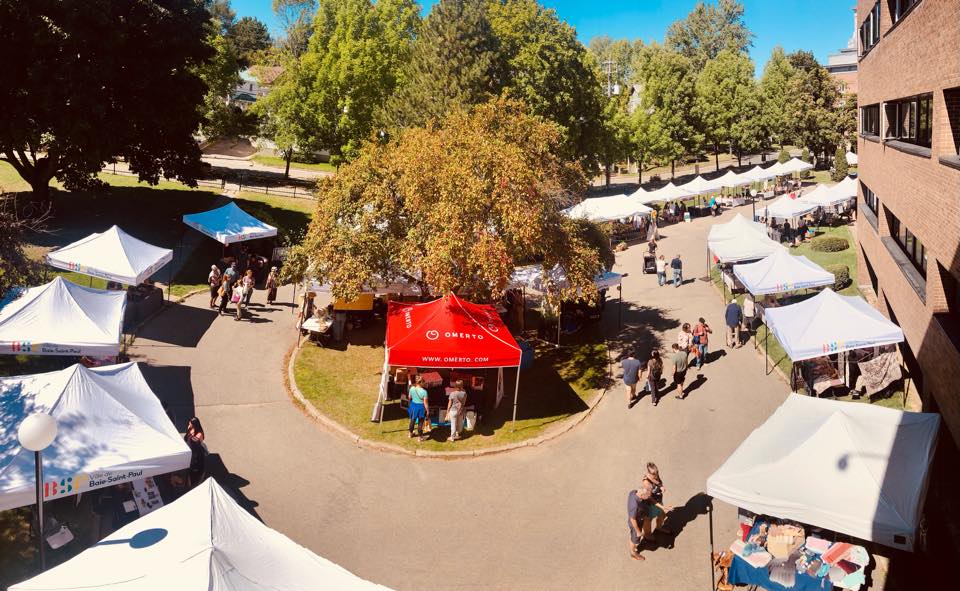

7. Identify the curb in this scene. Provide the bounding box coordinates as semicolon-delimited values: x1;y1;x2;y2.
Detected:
284;343;611;459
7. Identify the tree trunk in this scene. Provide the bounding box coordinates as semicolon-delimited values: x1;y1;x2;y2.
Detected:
284;150;292;179
737;151;742;167
637;155;644;185
604;163;611;187
29;178;51;203
671;160;675;179
714;143;720;172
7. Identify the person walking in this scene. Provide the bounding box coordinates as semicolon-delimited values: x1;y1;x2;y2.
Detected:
627;484;653;562
620;350;643;408
670;254;683;288
742;292;756;341
265;266;278;305
184;417;206;487
642;463;671;538
207;265;221;308
725;298;743;348
670;343;690;400
408;376;430;441
692;318;712;369
232;281;244;321
241;269;255;306
644;350;663;406
217;276;231;316
446;380;467;442
655;255;666;287
224;261;238;288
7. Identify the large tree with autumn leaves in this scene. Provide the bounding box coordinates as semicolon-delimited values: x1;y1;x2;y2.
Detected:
292;98;611;302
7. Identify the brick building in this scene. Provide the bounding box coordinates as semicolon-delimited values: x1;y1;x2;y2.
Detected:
825;7;859;95
856;0;960;564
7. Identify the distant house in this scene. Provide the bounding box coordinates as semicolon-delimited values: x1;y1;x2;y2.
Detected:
231;66;283;110
826;8;859;95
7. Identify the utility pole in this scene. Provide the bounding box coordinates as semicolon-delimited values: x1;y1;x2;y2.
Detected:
603;59;615;97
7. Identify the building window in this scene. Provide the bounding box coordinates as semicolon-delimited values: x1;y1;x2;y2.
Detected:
889;213;927;277
884;94;933;148
935;264;960;352
860;2;881;54
862;183;879;215
861;104;880;135
891;0;920;23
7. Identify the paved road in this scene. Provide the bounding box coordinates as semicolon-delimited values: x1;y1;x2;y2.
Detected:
129;204;790;590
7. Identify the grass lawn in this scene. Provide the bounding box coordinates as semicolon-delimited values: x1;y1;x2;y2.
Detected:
252;153;337;173
293;324;610;452
13;173;313;297
0;160;29;192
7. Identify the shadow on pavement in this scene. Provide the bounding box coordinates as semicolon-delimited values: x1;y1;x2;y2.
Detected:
135;302;217;347
139;364;196;432
644;492;713;553
608;302;682;362
205;454;261;520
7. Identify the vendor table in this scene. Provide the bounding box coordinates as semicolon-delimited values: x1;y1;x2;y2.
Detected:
728;555;830;591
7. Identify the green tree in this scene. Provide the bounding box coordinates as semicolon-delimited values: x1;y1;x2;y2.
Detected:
597;97;632;186
196;32;249;138
695;49;756;171
760;46;796;149
298;98;606;302
786;50;842;165
273;0;317;58
386;0;500;129
800;147;811;162
229;16;272;69
665;0;753;72
0;194;43;298
207;0;236;34
258;0;420;167
778;147;790;163
0;0;212;202
627;103;668;184
640;47;701;178
832;146;849;181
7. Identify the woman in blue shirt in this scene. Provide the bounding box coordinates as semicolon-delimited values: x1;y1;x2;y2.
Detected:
408;375;430;441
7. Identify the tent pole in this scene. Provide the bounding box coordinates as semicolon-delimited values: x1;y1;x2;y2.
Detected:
378;351;389;433
765;328;769;375
618;282;623;330
708;499;715;591
511;365;522;431
521;287;526;333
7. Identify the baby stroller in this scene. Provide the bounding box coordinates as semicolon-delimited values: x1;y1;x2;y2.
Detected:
642;252;657;274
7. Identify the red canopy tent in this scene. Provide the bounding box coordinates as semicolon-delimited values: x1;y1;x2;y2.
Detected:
375;294;526;427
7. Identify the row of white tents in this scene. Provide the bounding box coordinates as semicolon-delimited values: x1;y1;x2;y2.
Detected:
564;158;823;223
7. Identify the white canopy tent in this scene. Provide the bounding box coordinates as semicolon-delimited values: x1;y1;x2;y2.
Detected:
182;202;278;245
10;478;393;590
679;175;719;195
639;182;696;205
709;231;782;264
846;151;858;165
0;277;126;356
509;264;623;291
760;195;819;220
797;183;843;208
832;175;858;199
706;213;767;243
707;394;939;551
739;164;779;183
0;363;190;511
563;194;652;223
714;169;749;188
764;288;905;361
777;157;815;175
732;248;835;295
46;226;173;286
628;186;649;200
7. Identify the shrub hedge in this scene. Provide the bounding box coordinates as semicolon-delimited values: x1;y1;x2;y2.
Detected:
811;236;849;252
826;264;851;291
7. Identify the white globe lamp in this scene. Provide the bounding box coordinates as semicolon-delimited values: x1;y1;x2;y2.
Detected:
18;413;58;570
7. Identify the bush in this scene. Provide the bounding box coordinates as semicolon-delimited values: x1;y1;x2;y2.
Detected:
800;148;813;178
826;264;851;291
812;236;850;252
778;147;790;164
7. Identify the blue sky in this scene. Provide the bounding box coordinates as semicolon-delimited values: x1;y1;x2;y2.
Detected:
233;0;856;68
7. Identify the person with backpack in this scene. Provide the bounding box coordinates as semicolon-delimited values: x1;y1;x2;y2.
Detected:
644;350;663;406
217;275;231;316
691;318;712;369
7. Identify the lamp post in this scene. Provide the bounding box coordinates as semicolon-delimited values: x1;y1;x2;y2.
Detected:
750;188;758;221
18;413;58;571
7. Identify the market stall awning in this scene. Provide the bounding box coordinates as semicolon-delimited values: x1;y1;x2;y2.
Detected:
640;182;696;204
0;277;126;356
0;363;190;512
45;225;173;286
764;288;905;361
182;201;278;245
708;231;782;264
679;175;719;195
563;194;652;223
759;195;819;220
386;294;521;368
732;248;834;295
707;394;939;551
508;264;622;291
9;478;393;591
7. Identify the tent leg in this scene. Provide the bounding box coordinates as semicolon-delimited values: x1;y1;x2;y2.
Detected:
708;499;715;591
618;283;623;330
377;353;389;432
765;328;769;375
510;366;522;431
